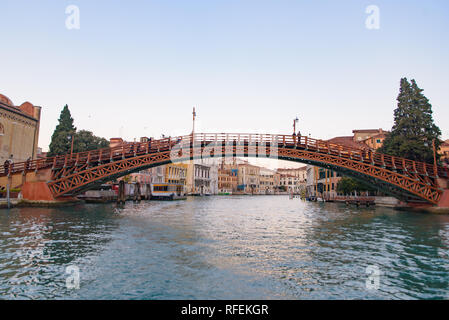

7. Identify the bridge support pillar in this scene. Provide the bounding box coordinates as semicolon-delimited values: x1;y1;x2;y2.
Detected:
437;178;449;189
437;190;449;208
22;181;57;201
21;181;78;203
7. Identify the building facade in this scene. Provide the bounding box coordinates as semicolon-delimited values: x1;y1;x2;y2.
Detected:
0;93;41;164
259;168;276;194
237;162;260;194
218;167;238;194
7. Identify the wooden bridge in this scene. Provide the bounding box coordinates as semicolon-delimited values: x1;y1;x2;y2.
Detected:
1;133;449;207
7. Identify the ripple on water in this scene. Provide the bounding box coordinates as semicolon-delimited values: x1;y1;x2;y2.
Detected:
1;197;449;299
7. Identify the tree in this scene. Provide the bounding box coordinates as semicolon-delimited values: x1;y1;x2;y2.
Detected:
48;105;76;156
378;78;441;163
72;130;109;153
48;105;110;156
336;177;377;195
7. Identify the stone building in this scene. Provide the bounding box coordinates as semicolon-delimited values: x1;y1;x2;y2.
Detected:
237;162;260;194
439;139;449;166
259;167;276;194
218;167;238;194
165;163;188;189
186;161;212;195
0;93;41;163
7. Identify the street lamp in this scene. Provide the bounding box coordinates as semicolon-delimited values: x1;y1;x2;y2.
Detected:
293;117;299;135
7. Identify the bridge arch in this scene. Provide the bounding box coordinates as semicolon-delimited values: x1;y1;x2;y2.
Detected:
41;134;445;205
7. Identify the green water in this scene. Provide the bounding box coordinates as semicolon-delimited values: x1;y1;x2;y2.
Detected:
1;196;449;299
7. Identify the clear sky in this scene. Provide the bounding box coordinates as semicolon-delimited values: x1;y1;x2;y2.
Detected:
1;1;448;167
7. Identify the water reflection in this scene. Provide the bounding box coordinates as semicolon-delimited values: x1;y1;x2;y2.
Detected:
0;204;120;299
1;196;449;299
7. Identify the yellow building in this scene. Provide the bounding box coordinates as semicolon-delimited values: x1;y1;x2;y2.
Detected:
165;163;188;186
0;93;41;163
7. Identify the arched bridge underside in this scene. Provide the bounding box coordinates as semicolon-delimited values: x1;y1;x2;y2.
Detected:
2;133;449;205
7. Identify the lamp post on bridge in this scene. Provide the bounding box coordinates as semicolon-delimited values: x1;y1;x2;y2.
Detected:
293;117;299;143
192;107;196;135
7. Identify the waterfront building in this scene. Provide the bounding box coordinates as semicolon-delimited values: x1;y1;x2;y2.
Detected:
208;161;219;195
165;163;188;190
439;139;449;166
259;168;276;194
151;166;166;184
277;167;307;182
306;166;317;197
237;161;260;194
186;161;212;195
316;169;341;200
218;167;238;194
0;93;42;163
277;167;307;194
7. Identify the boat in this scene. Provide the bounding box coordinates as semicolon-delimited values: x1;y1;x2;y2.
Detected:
150;183;186;200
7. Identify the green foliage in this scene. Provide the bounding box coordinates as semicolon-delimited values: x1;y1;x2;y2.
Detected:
47;105;76;156
72;130;109;153
378;78;441;163
48;105;109;156
336;177;376;195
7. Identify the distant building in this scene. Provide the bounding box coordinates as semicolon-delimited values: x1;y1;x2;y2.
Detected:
259;167;276;194
277;167;307;181
352;129;388;146
237;162;260;194
304;128;389;198
0;93;42;163
306;166;317;197
165;163;188;192
151;166;166;184
186;161;212;195
439;139;449;166
218;167;238;194
305;166;340;199
277;167;307;194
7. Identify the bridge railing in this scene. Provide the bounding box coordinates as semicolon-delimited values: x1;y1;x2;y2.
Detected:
1;133;448;180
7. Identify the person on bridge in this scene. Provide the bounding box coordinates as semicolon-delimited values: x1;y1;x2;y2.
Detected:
4;155;13;175
25;157;31;170
3;159;9;175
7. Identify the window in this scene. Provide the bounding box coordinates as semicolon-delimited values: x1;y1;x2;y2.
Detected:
376;139;381;143
0;123;4;136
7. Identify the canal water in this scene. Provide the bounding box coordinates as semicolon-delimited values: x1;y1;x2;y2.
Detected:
1;196;449;300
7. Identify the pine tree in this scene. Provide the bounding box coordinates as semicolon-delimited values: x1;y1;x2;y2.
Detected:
48;105;76;156
378;78;441;163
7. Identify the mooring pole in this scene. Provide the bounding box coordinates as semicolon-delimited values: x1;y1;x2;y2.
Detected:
6;181;10;209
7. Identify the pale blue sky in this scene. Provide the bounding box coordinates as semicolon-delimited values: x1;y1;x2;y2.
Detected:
1;0;448;157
